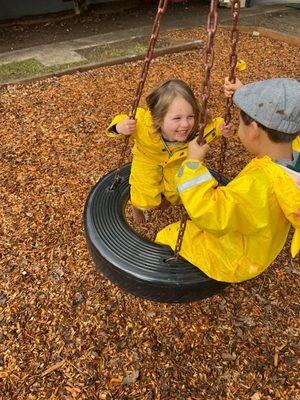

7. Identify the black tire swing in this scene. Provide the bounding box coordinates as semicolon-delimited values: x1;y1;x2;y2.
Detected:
84;0;241;303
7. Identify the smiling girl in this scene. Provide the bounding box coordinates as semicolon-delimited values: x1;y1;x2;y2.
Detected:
106;79;225;223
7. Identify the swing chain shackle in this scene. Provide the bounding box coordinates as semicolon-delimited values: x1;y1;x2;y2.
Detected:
111;0;169;189
174;0;219;260
219;0;240;173
197;0;219;144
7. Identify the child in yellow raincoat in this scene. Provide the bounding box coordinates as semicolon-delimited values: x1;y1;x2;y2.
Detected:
106;79;229;223
156;78;300;283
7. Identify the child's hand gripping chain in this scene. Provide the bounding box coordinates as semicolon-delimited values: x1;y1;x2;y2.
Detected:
115;118;136;136
202;117;235;143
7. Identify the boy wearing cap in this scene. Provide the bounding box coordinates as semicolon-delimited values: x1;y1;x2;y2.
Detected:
224;77;300;152
155;78;300;283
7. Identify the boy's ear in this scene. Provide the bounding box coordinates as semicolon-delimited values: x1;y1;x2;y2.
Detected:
250;121;262;139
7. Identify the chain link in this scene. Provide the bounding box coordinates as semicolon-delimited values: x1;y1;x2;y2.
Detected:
111;0;169;189
219;0;240;173
173;210;188;259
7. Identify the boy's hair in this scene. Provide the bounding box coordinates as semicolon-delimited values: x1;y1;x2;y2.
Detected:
240;109;299;143
146;79;199;134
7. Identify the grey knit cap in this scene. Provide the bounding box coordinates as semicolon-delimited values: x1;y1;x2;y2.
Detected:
233;78;300;134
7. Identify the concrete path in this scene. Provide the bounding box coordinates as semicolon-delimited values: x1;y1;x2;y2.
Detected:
0;3;300;83
0;28;155;67
0;4;298;68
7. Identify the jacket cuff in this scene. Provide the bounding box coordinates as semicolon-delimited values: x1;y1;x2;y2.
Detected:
108;124;119;134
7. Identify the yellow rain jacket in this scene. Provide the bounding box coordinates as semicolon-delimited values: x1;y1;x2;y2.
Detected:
106;107;224;210
156;153;300;283
293;136;300;152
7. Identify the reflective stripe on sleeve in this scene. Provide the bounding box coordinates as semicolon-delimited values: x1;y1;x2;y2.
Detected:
177;171;214;193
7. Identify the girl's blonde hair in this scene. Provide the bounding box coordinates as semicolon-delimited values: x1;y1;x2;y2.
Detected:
146;79;200;135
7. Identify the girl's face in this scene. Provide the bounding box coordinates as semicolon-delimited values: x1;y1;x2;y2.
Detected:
159;96;195;142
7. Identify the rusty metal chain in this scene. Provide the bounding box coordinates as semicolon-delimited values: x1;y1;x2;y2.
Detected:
173;0;219;260
111;0;168;189
219;0;240;173
197;0;219;144
173;208;188;259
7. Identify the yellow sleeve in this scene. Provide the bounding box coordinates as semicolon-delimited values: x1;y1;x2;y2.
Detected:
105;107;147;139
292;136;300;152
176;160;269;236
203;117;224;143
105;113;129;139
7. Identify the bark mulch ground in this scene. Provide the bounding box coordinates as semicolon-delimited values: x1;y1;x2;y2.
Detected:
1;27;299;399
